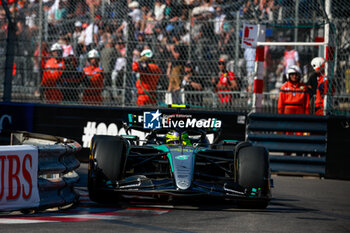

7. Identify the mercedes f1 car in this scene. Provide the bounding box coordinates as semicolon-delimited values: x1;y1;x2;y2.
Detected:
88;108;271;208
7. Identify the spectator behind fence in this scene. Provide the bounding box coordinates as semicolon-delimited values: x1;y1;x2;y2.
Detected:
47;0;68;35
83;17;99;51
181;61;204;107
264;37;276;92
164;0;181;23
34;41;49;75
100;38;118;87
116;1;142;41
218;11;235;58
82;49;104;105
59;34;74;58
211;58;238;107
58;55;84;103
242;0;259;20
72;21;84;57
53;0;67;24
111;40;126;89
275;45;300;89
167;34;188;104
140;4;155;36
41;43;65;104
244;46;256;94
86;0;101;17
128;1;143;31
132;49;162;106
214;5;226;41
277;65;310;115
266;0;280;21
154;0;166;21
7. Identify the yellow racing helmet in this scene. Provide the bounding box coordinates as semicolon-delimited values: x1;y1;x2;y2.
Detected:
166;130;180;145
165;131;192;145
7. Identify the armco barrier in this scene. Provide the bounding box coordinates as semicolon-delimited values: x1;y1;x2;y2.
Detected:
8;131;81;211
246;113;328;176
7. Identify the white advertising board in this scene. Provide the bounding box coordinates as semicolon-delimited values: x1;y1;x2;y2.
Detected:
0;145;40;211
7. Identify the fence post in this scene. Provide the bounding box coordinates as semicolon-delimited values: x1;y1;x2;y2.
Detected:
37;0;43;88
294;0;299;45
253;45;264;112
324;0;335;115
234;11;240;76
125;16;135;106
2;1;16;102
44;6;48;41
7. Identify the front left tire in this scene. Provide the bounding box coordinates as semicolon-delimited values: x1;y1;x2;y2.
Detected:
88;135;128;203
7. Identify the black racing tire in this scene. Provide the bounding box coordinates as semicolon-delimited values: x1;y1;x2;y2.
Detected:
88;135;127;204
236;146;270;209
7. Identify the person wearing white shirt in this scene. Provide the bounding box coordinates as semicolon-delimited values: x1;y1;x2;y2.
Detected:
84;23;98;50
244;47;256;93
214;6;226;36
154;0;166;21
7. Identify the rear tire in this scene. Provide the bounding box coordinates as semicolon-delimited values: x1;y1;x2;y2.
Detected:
88;135;127;204
236;146;270;209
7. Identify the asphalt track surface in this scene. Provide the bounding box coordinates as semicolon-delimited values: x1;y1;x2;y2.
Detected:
1;163;349;233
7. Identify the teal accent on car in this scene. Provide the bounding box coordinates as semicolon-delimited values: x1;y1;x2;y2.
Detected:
128;114;132;124
154;145;174;172
175;155;189;160
223;140;239;143
196;148;208;153
250;188;258;196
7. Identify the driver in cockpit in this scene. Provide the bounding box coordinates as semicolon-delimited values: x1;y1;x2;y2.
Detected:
165;130;192;146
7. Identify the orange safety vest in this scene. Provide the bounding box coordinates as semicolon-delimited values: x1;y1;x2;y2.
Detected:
216;71;236;103
41;58;65;103
278;81;310;115
82;65;104;105
132;61;161;106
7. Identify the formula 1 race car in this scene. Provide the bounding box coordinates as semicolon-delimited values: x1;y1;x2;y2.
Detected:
88;107;271;208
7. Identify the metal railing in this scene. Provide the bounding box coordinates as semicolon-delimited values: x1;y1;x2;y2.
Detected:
246;113;328;176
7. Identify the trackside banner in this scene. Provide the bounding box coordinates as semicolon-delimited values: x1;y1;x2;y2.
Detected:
0;145;40;211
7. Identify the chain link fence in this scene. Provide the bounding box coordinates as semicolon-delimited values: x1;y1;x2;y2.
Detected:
0;0;349;115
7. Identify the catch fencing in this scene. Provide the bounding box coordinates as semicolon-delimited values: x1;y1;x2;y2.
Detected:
0;0;350;115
